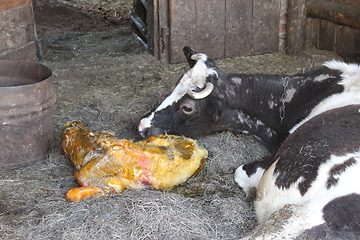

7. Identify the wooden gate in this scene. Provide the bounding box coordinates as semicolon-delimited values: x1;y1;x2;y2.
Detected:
133;0;281;63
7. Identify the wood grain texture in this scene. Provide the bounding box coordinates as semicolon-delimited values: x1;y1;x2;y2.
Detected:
286;0;306;54
253;0;281;55
0;0;32;12
308;0;360;30
150;0;282;63
225;0;252;57
0;3;37;61
169;0;196;63
195;0;226;60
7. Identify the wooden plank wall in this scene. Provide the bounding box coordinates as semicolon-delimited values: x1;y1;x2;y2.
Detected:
150;0;281;63
0;0;37;61
225;0;253;57
252;0;281;55
306;0;360;62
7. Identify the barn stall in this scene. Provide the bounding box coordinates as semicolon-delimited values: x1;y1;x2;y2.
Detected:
0;0;356;239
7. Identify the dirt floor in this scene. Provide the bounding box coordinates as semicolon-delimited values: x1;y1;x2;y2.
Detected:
0;1;340;239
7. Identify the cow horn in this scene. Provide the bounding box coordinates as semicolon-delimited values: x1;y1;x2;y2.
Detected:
187;82;214;99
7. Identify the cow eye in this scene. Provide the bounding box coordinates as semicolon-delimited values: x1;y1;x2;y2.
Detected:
181;106;193;113
179;99;196;115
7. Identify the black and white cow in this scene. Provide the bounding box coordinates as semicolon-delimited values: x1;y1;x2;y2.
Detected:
139;47;360;238
239;104;360;239
139;47;360;152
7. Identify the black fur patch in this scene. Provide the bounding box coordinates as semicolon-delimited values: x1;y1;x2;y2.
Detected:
326;157;357;189
323;193;360;232
295;222;360;240
273;105;360;195
294;194;360;239
242;156;274;177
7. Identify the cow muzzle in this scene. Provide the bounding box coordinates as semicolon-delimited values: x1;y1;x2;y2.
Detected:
138;118;166;138
138;126;167;138
138;118;150;138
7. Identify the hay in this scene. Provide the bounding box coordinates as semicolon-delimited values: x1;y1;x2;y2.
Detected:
0;1;340;239
1;130;262;240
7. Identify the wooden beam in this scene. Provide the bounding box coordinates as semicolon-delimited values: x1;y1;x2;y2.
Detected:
307;0;360;30
286;0;307;54
0;0;32;12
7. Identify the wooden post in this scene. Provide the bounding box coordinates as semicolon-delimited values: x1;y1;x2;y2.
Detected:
147;0;156;56
307;0;360;30
0;0;37;61
286;0;307;55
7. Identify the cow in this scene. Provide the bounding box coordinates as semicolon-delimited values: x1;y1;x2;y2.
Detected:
138;46;360;193
139;47;360;238
239;105;360;239
138;47;360;152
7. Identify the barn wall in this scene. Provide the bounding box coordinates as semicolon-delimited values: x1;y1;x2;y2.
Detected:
145;0;282;63
306;0;360;62
0;0;38;61
135;0;360;63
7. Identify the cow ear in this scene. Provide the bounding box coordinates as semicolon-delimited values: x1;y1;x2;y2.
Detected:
208;99;223;124
183;46;198;68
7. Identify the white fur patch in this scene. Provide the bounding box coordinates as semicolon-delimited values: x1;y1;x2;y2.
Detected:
232;77;243;85
138;113;154;131
314;74;335;82
268;100;275;109
250;204;313;239
290;61;360;134
284;88;296;102
234;164;265;197
155;54;217;112
271;151;360;239
324;60;360;92
290;92;360;134
255;150;360;225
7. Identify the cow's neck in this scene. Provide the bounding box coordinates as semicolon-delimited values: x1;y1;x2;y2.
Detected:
218;73;288;150
214;66;344;151
221;108;278;151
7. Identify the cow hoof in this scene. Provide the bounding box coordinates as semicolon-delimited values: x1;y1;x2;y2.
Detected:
234;163;265;198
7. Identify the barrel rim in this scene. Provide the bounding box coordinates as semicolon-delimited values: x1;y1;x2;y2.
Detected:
0;60;52;88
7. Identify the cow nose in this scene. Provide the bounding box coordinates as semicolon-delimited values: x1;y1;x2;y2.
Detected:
138;125;167;138
138;122;147;138
139;130;147;138
138;127;148;138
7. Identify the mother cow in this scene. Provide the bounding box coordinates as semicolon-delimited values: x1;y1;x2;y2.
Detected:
139;47;359;151
139;47;360;238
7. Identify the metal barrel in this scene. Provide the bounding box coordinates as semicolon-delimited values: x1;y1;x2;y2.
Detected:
0;60;56;169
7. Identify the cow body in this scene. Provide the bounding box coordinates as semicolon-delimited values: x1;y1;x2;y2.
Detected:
248;105;360;238
139;47;360;238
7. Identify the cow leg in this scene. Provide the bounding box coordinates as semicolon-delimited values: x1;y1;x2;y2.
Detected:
234;161;266;200
234;154;275;200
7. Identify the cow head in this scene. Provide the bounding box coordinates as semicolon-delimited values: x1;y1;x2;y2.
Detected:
138;47;223;138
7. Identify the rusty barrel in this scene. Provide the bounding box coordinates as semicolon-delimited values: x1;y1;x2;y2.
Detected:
0;60;55;169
